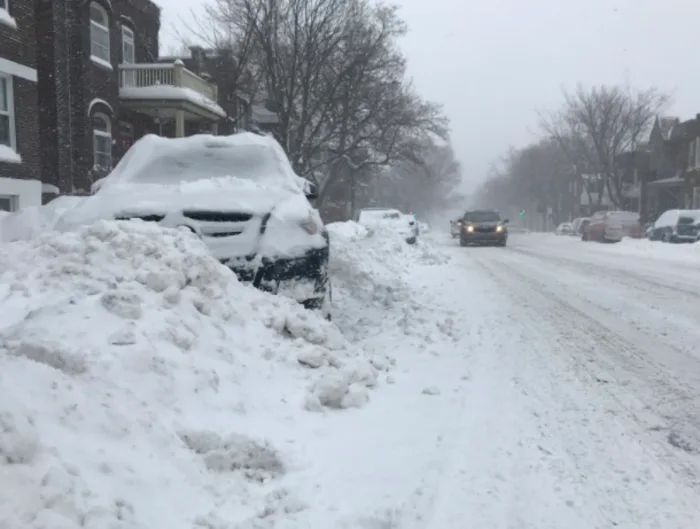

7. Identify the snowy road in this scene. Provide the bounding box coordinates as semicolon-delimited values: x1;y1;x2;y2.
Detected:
392;234;700;528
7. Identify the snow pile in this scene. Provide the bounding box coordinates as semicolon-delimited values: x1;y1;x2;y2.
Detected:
0;220;390;529
0;196;84;242
327;221;452;346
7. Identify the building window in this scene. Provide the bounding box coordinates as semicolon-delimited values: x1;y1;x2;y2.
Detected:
121;25;136;86
0;0;7;10
0;195;18;212
0;74;16;150
90;3;110;64
93;112;112;170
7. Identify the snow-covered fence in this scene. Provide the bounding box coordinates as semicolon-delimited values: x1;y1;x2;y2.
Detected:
118;61;218;103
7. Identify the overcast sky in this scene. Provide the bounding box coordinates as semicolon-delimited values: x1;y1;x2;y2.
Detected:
156;0;700;188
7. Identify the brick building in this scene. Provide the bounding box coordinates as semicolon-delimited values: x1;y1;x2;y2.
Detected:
36;0;224;197
0;0;41;212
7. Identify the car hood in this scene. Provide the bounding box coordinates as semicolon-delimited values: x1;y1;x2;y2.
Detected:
57;177;298;228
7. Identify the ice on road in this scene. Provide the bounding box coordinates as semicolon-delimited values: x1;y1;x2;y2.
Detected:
372;233;700;529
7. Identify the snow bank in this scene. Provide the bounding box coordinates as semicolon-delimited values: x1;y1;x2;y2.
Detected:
0;220;390;528
0;196;84;242
540;231;700;264
327;221;450;346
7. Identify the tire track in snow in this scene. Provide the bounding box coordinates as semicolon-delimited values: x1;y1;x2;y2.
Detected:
509;243;700;302
468;250;700;489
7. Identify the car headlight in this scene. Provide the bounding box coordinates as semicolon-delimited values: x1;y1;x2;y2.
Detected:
496;225;503;232
466;225;474;232
299;215;319;234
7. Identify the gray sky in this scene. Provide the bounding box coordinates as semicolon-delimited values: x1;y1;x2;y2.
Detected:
156;0;700;189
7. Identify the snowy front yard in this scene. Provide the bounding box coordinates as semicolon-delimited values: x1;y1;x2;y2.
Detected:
3;225;700;528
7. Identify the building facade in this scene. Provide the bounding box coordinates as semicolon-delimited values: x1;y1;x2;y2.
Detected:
36;0;224;197
0;0;41;211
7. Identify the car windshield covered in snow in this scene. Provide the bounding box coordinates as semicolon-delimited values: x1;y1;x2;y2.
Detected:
93;133;302;194
464;210;501;222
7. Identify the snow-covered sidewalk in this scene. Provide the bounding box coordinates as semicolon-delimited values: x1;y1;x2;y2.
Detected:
4;222;700;528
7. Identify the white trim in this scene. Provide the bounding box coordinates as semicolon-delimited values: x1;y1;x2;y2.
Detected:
0;57;37;82
90;55;113;70
88;97;114;116
0;3;17;30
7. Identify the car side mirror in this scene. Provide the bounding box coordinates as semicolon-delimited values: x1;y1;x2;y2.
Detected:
305;182;318;200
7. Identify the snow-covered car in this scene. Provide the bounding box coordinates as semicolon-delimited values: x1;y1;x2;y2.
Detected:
55;132;331;317
582;210;642;242
356;207;419;244
555;222;573;235
647;209;700;243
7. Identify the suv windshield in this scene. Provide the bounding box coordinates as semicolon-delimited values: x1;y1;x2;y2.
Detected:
464;211;501;222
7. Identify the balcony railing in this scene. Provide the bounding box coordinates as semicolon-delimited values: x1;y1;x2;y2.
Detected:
118;61;218;104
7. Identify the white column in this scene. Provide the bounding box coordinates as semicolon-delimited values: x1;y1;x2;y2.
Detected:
175;110;185;138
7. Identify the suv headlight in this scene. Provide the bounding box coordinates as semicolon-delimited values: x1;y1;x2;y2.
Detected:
299;215;319;234
466;225;474;232
496;225;503;232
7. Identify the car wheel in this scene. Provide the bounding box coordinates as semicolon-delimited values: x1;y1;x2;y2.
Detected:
459;237;467;247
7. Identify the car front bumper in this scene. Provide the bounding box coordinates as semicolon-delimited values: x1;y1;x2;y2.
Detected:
461;229;507;244
220;244;330;308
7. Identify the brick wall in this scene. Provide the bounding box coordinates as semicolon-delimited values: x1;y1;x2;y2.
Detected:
0;0;40;184
37;0;160;194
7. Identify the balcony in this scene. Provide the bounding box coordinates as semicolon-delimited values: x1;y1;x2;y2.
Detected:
119;61;225;135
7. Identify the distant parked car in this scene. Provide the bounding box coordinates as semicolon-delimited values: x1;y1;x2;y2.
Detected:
356;207;419;244
570;217;590;236
555;222;573;235
450;218;462;238
582;210;642;242
647;209;700;243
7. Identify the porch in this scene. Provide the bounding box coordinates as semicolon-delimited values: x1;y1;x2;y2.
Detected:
118;61;225;137
646;176;684;220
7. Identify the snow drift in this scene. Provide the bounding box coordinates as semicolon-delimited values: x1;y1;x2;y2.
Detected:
0;220;391;529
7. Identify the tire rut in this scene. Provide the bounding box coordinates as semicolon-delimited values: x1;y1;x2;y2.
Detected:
467;250;700;489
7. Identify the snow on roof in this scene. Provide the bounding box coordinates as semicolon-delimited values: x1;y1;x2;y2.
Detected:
119;86;226;118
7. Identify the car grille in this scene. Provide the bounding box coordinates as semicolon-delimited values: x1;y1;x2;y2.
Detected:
182;210;253;222
114;214;165;222
476;226;495;232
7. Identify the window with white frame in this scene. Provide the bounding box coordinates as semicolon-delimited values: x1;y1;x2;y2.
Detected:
0;74;16;149
121;25;135;86
0;1;8;11
90;3;110;64
93;113;112;170
695;138;700;169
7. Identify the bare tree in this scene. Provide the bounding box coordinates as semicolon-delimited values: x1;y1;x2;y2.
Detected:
185;0;448;213
361;138;461;216
541;84;669;207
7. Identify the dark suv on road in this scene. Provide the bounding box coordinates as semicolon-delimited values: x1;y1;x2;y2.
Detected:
459;210;509;247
